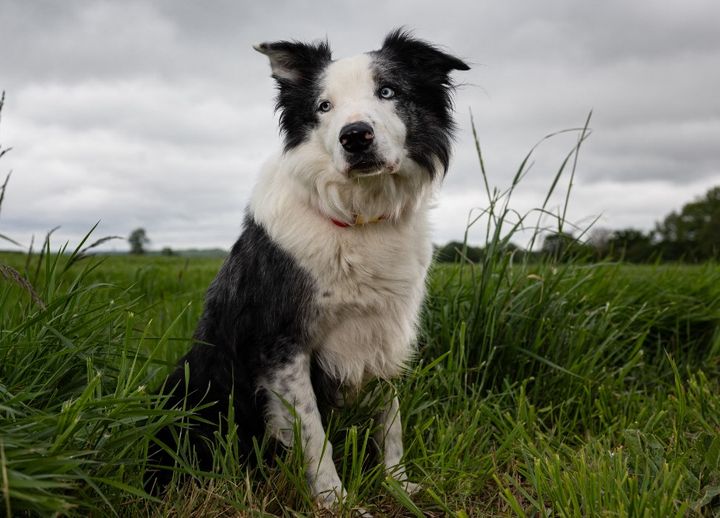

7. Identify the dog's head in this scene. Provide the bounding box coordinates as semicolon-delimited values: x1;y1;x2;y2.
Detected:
255;29;469;182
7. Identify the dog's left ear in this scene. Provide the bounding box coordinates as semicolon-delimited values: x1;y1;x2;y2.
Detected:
254;40;332;83
379;29;470;81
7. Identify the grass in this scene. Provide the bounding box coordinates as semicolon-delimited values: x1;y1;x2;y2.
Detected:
2;117;720;516
2;254;719;517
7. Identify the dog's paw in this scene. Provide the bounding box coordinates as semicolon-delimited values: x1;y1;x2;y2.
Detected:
317;504;372;518
388;475;422;495
313;481;346;510
314;490;341;510
314;485;373;516
400;479;422;495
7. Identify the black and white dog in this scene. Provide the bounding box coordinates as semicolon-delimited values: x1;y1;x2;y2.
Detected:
148;29;468;508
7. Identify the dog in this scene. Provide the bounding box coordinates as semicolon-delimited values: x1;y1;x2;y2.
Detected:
146;29;468;509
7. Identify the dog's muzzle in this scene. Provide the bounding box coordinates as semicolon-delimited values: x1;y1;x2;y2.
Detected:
339;121;386;175
339;122;374;153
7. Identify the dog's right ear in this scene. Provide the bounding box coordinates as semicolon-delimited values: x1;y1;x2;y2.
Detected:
254;40;332;83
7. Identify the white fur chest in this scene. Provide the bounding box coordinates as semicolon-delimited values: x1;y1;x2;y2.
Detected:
310;221;432;387
251;156;435;388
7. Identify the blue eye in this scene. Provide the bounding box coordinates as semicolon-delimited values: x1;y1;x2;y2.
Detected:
318;100;332;113
379;86;395;99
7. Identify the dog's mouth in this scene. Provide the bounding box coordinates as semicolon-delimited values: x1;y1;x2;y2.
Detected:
345;155;396;177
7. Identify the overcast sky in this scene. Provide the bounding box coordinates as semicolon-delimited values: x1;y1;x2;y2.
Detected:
1;0;719;251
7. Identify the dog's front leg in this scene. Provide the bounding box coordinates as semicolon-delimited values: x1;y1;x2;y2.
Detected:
375;392;421;494
263;352;344;508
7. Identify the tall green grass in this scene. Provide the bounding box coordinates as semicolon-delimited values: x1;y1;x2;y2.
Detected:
1;114;719;516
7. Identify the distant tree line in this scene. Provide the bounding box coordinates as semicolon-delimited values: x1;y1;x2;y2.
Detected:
126;185;719;263
436;185;720;263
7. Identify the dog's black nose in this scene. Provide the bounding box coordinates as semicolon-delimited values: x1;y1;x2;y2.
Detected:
339;122;374;153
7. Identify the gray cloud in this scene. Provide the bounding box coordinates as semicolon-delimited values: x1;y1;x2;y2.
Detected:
1;0;719;250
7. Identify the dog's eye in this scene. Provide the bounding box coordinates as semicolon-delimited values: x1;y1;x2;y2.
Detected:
378;86;396;99
318;100;332;113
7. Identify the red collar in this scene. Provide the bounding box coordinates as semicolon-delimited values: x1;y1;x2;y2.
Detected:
329;214;388;228
330;218;352;228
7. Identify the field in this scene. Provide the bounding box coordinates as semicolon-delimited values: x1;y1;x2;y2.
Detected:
2;116;719;517
2;244;720;517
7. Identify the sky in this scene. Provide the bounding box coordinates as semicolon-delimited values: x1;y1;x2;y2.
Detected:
0;0;719;252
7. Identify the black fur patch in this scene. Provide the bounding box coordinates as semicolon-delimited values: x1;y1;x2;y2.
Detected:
258;40;333;151
145;214;318;490
371;29;469;177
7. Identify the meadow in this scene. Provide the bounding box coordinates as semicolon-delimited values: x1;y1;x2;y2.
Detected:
1;244;720;517
2;118;720;516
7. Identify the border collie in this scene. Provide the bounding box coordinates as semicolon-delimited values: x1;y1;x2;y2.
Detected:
147;29;468;509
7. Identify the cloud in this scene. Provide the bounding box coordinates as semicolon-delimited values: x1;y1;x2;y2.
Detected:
1;0;719;250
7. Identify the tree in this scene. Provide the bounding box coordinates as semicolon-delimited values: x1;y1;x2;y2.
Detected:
541;231;593;261
607;228;655;262
655;186;720;261
588;227;613;257
435;241;484;263
128;228;150;255
542;231;575;259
